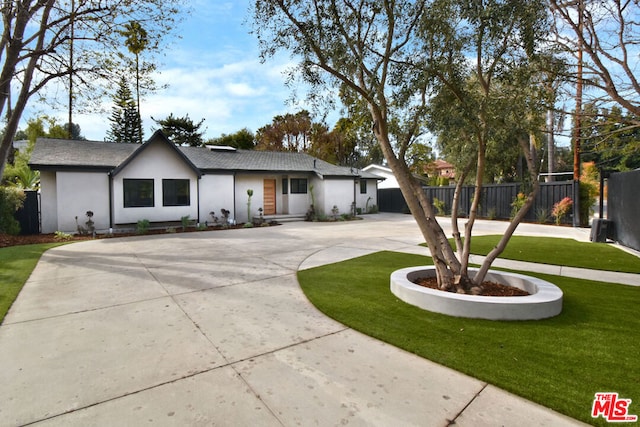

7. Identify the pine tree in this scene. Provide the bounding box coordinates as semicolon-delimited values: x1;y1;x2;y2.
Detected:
107;77;143;143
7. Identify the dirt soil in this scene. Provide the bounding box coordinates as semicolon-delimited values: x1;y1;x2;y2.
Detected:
414;277;530;297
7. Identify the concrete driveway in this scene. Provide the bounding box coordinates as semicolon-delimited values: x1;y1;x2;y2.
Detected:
0;214;588;426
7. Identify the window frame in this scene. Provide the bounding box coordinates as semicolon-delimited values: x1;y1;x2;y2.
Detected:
360;179;367;194
162;179;191;207
282;177;288;195
123;179;155;208
290;178;308;194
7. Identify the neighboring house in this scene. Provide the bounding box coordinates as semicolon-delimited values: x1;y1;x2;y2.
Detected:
433;159;456;180
29;130;380;233
362;164;398;189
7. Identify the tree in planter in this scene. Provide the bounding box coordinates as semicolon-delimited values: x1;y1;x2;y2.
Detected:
252;0;549;292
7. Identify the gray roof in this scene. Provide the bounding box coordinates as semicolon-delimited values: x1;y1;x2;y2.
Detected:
30;134;380;179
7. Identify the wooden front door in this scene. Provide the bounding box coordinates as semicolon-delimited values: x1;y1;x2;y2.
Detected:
263;179;276;215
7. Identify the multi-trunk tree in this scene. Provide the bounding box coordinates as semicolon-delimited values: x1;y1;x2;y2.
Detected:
252;0;550;292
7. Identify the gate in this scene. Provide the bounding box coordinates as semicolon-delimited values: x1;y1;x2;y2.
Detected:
14;190;40;235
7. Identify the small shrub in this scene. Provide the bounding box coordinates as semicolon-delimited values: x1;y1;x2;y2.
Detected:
0;187;25;235
166;226;176;233
510;192;527;219
136;219;150;234
579;180;598;227
331;205;339;220
196;223;207;231
487;207;497;220
54;231;73;241
535;208;549;224
243;222;254;228
181;215;190;231
552;197;573;225
433;198;445;216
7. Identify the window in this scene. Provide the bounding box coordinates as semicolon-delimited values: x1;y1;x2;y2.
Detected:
282;178;288;194
162;179;190;206
360;180;367;194
124;179;154;208
290;178;307;194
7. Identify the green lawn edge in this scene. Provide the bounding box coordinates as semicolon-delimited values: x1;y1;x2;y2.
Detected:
444;235;640;274
0;243;65;323
298;251;640;426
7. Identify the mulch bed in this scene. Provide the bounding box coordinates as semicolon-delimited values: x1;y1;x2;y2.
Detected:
0;223;266;248
414;276;530;297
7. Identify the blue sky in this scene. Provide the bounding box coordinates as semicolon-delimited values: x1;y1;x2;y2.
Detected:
28;1;313;142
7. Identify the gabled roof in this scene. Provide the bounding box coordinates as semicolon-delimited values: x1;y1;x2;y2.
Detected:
110;130;202;178
30;131;380;179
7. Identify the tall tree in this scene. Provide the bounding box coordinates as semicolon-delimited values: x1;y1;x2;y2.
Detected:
119;21;149;119
107;77;143;144
253;0;549;292
255;110;313;151
0;0;185;178
210;128;256;149
153;114;205;147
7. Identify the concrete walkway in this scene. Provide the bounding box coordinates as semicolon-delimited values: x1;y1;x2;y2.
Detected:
3;213;634;426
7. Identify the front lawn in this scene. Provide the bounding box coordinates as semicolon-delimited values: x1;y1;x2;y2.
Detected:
298;251;640;426
450;235;640;273
0;243;63;323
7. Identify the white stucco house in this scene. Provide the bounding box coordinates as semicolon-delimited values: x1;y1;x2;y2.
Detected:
362;164;399;189
30;130;381;234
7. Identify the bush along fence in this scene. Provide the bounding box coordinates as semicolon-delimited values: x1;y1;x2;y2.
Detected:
378;181;577;225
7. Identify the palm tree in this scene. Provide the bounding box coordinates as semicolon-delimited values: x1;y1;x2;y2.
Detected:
119;21;148;119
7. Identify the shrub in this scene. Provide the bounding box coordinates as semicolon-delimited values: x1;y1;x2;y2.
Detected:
552;197;573;225
535;208;549;224
0;187;25;235
579;181;598;227
432;198;445;216
136;219;150;234
510;192;527;219
181;215;190;231
54;231;73;241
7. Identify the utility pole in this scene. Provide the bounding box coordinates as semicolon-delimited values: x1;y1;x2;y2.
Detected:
572;0;583;227
68;0;75;139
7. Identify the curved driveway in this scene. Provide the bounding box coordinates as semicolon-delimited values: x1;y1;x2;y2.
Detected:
0;214;588;426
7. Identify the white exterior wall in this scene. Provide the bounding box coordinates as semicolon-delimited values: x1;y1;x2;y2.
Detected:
355;179;378;213
56;171;110;233
39;170;58;234
321;178;356;216
363;165;397;188
199;174;235;224
112;142;199;224
235;174;289;223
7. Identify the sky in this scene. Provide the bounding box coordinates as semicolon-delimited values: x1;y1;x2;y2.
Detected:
26;1;317;142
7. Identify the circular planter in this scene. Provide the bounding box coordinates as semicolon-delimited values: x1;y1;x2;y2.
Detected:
390;266;563;320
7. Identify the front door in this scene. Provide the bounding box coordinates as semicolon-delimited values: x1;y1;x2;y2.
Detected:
263;179;276;215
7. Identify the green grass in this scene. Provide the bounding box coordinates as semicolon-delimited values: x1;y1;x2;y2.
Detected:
448;235;640;273
0;243;63;323
298;251;640;426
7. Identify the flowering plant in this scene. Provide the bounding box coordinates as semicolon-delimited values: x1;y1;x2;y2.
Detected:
552;197;573;225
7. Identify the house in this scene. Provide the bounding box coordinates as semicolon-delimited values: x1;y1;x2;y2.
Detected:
29;130;380;233
432;159;455;180
362;164;399;189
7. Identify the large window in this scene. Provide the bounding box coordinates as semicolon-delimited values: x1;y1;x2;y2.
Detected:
162;179;190;206
290;178;308;194
124;179;154;208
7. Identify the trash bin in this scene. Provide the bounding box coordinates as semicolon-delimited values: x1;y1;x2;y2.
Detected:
590;219;611;243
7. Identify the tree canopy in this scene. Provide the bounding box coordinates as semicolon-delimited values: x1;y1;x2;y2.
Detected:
252;0;550;291
107;77;143;144
153;114;206;147
0;0;186;178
